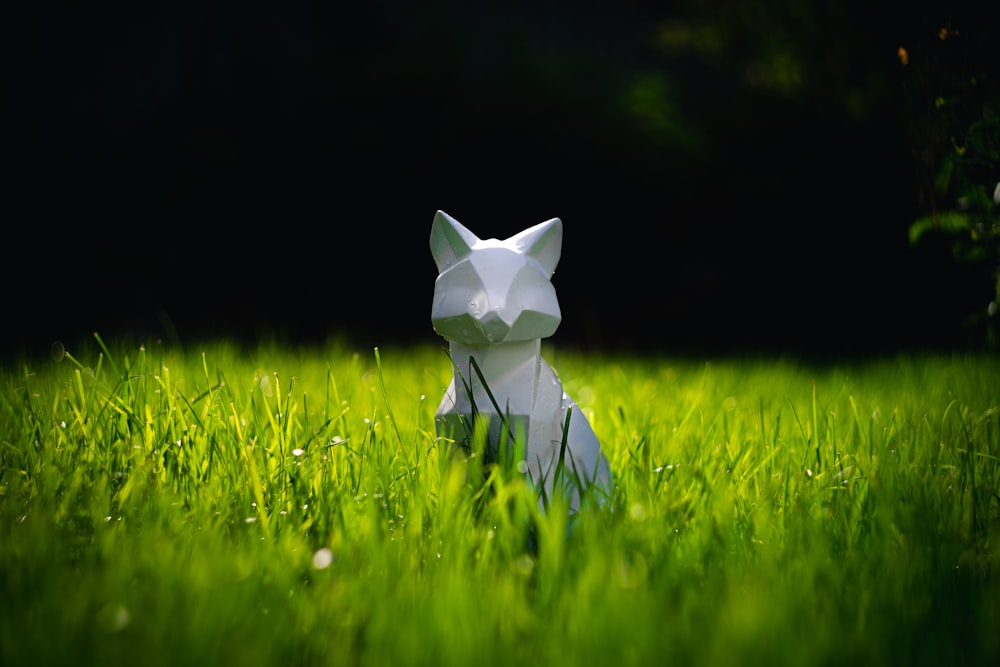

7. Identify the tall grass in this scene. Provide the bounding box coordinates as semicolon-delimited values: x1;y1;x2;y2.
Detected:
1;336;998;666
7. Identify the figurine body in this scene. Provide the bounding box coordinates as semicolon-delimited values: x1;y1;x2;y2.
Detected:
430;210;610;508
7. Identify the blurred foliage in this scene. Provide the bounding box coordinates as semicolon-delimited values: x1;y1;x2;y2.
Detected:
900;17;1000;345
650;0;887;114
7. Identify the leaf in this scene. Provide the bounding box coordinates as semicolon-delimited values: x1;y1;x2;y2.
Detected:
908;211;973;245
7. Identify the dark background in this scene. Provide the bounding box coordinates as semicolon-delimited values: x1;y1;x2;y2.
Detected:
5;1;998;361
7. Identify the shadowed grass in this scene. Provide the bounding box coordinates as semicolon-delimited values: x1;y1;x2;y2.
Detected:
1;337;998;666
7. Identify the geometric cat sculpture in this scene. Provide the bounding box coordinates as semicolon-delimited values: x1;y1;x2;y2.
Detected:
430;210;611;510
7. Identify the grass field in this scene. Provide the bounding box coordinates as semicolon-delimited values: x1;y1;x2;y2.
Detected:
1;335;998;666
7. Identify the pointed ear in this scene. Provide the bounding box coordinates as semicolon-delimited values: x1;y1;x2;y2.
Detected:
508;217;562;276
430;210;480;272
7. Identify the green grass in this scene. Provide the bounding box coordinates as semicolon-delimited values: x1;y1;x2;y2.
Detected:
1;335;998;666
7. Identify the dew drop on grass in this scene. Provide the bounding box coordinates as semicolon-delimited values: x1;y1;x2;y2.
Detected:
50;341;65;362
96;603;130;633
312;548;334;570
511;554;535;576
255;370;273;397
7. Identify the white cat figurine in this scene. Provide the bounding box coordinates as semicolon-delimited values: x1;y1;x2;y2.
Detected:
430;210;610;509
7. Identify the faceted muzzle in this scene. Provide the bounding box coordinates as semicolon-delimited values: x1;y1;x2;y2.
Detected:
479;312;510;343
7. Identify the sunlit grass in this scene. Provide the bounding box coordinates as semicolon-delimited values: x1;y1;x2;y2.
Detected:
1;335;998;666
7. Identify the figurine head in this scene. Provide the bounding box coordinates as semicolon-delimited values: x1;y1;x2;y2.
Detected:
430;210;563;345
